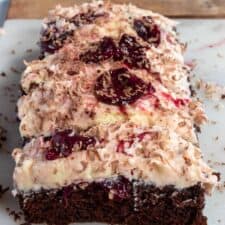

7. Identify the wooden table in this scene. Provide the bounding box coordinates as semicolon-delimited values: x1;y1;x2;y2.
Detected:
7;0;225;18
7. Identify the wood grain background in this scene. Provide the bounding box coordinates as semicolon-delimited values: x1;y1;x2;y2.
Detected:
8;0;225;18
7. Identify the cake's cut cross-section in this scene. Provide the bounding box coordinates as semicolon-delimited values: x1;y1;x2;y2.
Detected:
13;123;217;224
13;1;218;225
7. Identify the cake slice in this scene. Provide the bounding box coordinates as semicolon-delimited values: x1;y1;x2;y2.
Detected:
13;1;217;225
13;123;216;225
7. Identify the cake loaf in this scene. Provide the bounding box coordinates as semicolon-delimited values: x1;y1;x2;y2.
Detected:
13;1;217;225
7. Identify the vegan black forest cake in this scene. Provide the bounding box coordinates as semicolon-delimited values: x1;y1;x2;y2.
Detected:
12;1;218;225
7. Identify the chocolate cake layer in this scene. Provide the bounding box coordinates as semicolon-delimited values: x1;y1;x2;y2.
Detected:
17;176;206;225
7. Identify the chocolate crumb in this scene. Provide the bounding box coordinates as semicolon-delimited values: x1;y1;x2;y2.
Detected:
189;85;196;97
26;49;33;53
10;67;20;74
210;120;217;125
0;185;9;198
0;72;6;77
67;70;77;76
194;125;201;133
212;172;221;181
221;94;225;99
6;208;23;221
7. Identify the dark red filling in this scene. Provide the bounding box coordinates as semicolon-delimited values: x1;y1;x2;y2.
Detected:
40;22;73;54
116;140;134;157
80;37;120;63
94;68;148;105
45;130;96;160
40;11;106;54
162;92;189;107
119;34;150;70
133;17;161;47
80;34;150;70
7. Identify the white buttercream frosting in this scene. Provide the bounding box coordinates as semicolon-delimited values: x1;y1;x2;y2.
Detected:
13;1;217;193
13;123;217;192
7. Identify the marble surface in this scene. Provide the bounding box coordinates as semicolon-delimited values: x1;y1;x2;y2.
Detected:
0;19;225;225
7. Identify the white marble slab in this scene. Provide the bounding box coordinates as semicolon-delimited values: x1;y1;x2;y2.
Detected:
0;19;225;225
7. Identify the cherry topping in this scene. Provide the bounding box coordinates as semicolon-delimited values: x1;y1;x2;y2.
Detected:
45;130;96;160
80;37;119;63
80;34;150;70
119;34;150;70
133;18;161;47
45;148;60;161
94;68;147;105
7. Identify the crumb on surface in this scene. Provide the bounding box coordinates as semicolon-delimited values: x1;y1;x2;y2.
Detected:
214;136;219;141
26;49;33;53
6;208;23;222
216;181;225;192
10;67;20;74
212;172;221;182
195;79;225;100
0;72;6;77
0;185;9;198
214;103;224;110
217;53;223;58
210;120;217;125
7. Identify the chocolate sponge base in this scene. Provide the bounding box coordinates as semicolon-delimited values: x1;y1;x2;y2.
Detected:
17;176;207;225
